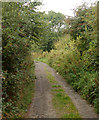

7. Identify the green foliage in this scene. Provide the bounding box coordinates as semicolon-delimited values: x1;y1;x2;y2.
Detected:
69;2;98;68
2;1;44;72
39;32;99;113
45;11;66;33
2;1;42;118
2;56;35;118
38;11;67;52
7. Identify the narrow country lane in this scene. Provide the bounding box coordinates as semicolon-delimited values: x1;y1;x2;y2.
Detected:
26;61;99;119
26;61;58;118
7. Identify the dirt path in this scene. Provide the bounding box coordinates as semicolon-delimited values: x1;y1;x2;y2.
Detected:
26;61;99;118
26;61;57;118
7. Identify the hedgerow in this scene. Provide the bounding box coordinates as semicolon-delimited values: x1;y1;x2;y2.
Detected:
2;1;43;118
45;34;99;113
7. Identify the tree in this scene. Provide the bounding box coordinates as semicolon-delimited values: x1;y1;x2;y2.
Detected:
2;1;47;117
69;3;95;56
44;11;66;34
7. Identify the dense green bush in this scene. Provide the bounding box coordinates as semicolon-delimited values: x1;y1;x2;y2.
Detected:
39;33;99;113
2;1;43;118
2;56;35;118
69;3;98;69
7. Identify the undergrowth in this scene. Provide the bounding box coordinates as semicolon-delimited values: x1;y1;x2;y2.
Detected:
36;34;99;114
2;56;35;118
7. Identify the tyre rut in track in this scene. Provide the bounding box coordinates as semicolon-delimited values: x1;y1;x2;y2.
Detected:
26;61;57;118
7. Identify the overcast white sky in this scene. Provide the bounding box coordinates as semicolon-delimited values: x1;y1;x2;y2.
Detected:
37;0;98;16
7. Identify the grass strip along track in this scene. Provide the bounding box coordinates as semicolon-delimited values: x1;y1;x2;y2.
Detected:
46;69;81;119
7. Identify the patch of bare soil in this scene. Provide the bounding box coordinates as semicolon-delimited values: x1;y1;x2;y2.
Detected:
26;61;99;119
